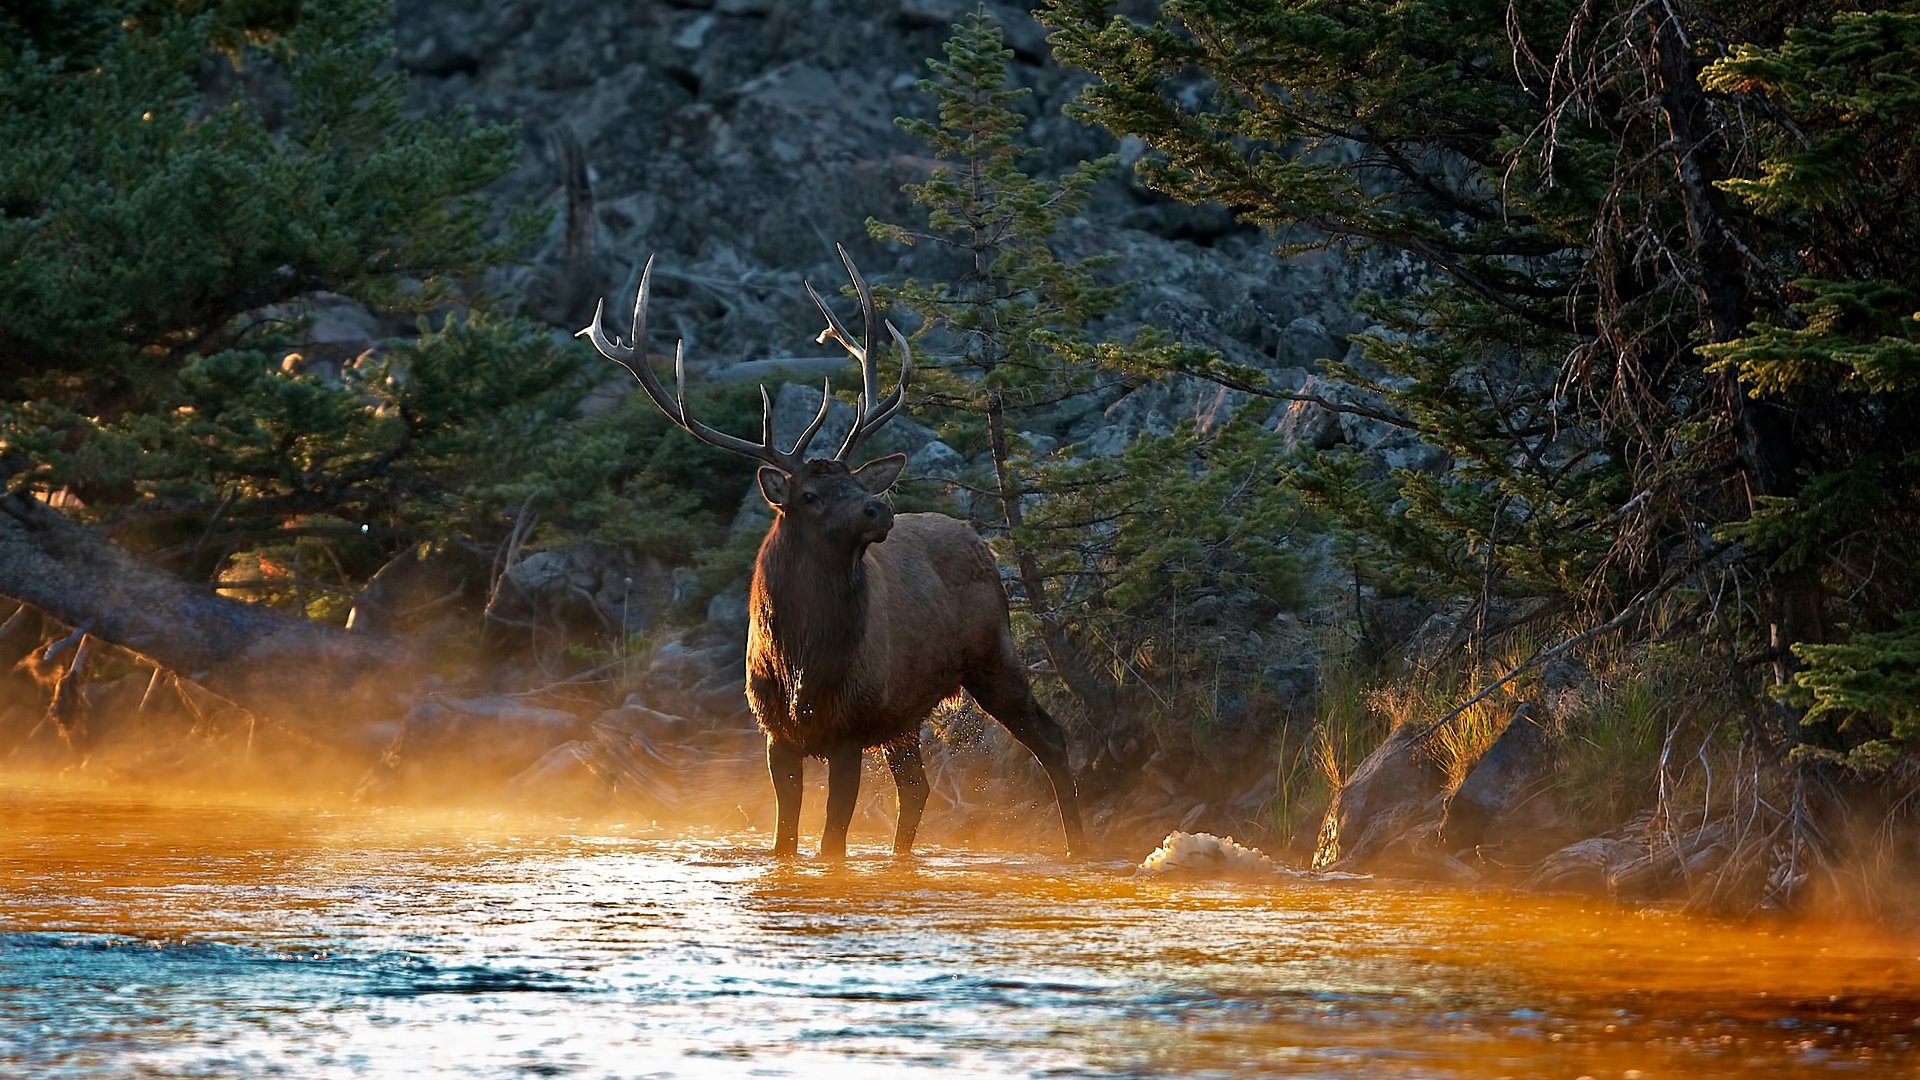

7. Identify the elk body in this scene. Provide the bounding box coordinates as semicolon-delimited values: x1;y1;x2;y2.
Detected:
580;248;1085;859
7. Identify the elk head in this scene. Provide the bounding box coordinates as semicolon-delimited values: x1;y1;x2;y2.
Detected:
576;244;914;551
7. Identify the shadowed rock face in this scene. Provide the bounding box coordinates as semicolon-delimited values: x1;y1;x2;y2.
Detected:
388;2;1433;708
1440;705;1560;854
389;1;1406;399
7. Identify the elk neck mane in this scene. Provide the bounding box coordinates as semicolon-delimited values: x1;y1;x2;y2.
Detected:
754;519;874;696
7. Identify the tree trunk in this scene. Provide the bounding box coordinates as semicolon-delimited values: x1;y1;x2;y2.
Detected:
0;488;410;728
982;389;1119;721
1649;8;1828;747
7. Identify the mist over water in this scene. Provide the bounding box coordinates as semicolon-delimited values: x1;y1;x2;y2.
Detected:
4;785;1919;1078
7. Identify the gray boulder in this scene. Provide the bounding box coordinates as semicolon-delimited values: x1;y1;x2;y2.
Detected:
486;545;674;644
1313;721;1449;873
1439;703;1566;861
1274;382;1345;452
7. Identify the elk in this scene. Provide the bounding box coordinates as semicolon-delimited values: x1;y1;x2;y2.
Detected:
579;247;1085;859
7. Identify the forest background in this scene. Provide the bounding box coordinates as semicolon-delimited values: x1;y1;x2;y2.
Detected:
3;0;1918;916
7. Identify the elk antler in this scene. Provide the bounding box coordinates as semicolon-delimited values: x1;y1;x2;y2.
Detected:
578;256;833;472
805;244;914;462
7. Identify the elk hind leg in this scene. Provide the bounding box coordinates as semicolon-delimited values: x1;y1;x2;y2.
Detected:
767;736;804;857
965;668;1087;858
885;738;929;857
819;746;863;860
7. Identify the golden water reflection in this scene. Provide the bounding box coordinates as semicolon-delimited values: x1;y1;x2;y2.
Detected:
2;784;1917;1077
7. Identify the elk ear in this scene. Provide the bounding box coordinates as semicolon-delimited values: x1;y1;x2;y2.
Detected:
853;453;907;494
757;466;791;508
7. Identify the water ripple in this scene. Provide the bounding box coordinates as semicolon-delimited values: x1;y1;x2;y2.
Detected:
4;790;1920;1078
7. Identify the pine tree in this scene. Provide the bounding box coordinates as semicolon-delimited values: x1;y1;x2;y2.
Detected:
1043;0;1622;627
0;1;759;621
1698;11;1920;766
872;10;1309;738
867;10;1125;716
1040;1;1920;769
0;0;525;582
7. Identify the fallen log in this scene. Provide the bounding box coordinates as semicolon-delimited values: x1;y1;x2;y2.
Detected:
0;487;412;729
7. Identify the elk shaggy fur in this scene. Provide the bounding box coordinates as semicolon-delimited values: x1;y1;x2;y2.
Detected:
750;510;1000;755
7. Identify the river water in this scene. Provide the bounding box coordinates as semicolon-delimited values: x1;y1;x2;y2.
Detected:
3;785;1918;1078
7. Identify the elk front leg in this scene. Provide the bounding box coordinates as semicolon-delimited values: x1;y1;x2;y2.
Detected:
819;747;863;860
884;739;929;857
766;736;804;858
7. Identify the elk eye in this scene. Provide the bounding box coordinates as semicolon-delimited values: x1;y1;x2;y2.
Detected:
801;491;819;505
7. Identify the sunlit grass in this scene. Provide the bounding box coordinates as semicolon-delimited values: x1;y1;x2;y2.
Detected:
1265;625;1388;852
1551;640;1727;833
1271;626;1543;851
1377;630;1543;791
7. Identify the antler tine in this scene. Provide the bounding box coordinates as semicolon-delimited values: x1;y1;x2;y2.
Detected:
578;258;669;411
839;243;882;415
807;246;912;462
786;378;835;460
805;278;862;361
837;320;914;458
579;255;800;472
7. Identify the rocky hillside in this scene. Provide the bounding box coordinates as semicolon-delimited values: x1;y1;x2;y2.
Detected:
393;0;1410;408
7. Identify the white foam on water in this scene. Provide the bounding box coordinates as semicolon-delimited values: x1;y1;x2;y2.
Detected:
1136;831;1375;881
1137;831;1280;877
